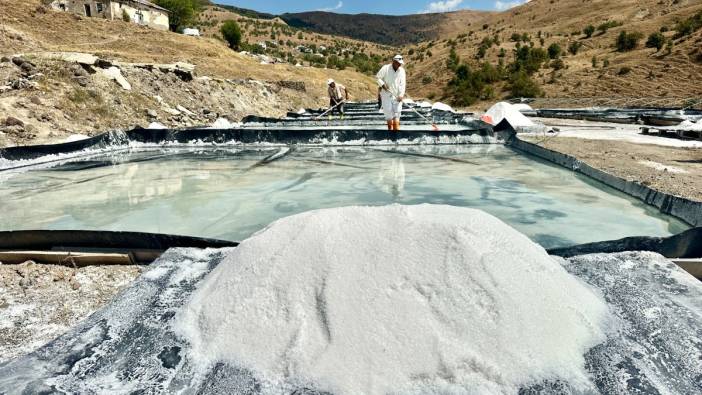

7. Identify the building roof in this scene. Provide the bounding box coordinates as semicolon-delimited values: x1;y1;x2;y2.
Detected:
118;0;171;13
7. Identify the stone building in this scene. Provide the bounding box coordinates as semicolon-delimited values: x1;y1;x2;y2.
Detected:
50;0;170;31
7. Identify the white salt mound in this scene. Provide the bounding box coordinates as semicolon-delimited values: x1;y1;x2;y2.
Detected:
177;205;610;394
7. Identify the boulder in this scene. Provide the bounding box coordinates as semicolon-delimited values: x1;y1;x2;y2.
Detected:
99;66;131;90
4;117;24;127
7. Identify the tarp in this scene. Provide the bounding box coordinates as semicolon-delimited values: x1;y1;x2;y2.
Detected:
512;103;533;112
431;102;455;112
485;102;535;128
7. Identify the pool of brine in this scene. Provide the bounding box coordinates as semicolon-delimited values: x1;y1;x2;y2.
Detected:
0;145;689;248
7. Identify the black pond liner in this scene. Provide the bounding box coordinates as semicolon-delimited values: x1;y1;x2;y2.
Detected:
0;124;497;163
534;107;702;125
548;227;702;259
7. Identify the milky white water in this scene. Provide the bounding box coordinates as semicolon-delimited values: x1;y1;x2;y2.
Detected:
0;145;688;248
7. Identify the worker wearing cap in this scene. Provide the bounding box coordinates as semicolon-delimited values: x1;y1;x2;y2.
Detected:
327;79;349;119
376;55;406;131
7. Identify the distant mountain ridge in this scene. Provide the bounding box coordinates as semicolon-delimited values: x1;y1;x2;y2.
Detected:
278;12;450;46
209;2;484;46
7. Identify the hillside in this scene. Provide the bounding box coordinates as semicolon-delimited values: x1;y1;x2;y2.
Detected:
197;5;395;72
403;0;702;107
278;11;461;46
0;0;378;147
208;5;490;46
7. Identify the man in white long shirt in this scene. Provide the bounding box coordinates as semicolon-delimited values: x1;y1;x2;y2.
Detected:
376;54;406;131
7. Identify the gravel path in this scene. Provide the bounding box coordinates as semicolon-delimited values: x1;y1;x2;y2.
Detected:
0;262;141;364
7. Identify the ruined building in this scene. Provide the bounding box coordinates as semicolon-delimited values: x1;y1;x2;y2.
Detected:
50;0;170;31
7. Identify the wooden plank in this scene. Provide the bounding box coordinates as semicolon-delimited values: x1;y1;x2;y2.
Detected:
672;258;702;280
0;251;135;266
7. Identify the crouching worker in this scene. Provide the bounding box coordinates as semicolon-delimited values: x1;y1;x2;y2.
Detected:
376;55;406;131
327;79;349;119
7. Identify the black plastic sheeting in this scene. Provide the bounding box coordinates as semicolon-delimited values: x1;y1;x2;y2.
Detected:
0;125;496;163
549;227;702;259
534;108;702;125
0;230;237;252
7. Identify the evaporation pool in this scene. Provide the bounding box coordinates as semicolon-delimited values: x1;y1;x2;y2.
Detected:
0;144;688;248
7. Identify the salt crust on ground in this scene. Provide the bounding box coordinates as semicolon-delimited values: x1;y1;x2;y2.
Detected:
177;205;610;394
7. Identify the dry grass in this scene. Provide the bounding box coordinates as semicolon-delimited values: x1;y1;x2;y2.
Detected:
0;0;378;100
404;0;702;104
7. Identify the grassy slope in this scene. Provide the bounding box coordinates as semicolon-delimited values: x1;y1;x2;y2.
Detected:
0;0;378;100
405;0;702;105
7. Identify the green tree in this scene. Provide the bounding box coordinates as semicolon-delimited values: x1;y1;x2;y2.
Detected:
221;20;242;50
645;32;666;51
154;0;200;32
616;31;643;52
583;25;595;38
547;43;561;59
447;47;460;71
508;71;543;98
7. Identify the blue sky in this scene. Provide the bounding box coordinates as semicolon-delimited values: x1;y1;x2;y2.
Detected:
215;0;530;15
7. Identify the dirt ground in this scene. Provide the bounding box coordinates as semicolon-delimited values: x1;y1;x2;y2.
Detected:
521;135;702;202
0;262;142;363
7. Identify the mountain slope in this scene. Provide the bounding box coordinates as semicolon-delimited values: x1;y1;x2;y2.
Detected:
403;0;702;106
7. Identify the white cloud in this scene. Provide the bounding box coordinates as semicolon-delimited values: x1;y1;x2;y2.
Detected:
318;1;343;12
422;0;464;14
494;0;530;11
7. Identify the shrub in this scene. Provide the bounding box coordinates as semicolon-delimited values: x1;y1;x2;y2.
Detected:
591;56;597;68
508;71;543;98
510;33;522;42
550;58;565;70
597;20;623;34
583;25;595;38
618;66;632;75
221;20;242;50
568;41;582;55
122;9;130;22
616;31;643;52
512;46;548;74
674;11;702;38
547;43;561;59
645;32;666;51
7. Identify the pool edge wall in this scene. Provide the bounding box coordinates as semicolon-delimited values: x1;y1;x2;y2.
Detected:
508;136;702;227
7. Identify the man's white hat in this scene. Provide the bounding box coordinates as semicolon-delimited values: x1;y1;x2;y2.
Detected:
327;78;335;85
393;54;404;65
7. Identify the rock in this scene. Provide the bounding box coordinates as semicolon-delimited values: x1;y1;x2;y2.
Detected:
163;107;181;116
275;80;306;92
4;117;24;127
29;96;42;105
45;52;99;66
0;56;10;63
146;109;158;118
70;280;81;290
74;76;89;87
176;105;195;116
99;66;131;90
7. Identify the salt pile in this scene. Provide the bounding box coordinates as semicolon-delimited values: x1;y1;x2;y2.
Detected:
177;205;610;394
